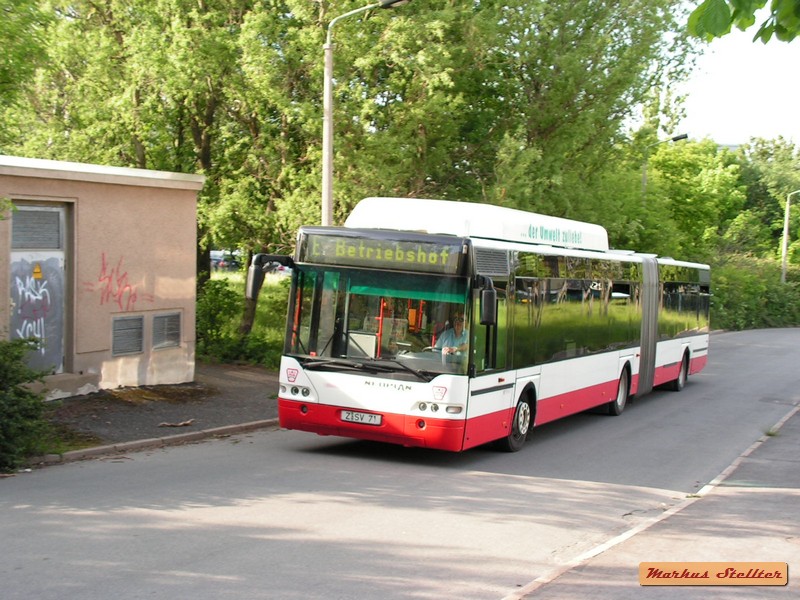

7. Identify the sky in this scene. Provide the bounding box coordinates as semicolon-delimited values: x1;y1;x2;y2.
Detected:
676;26;800;146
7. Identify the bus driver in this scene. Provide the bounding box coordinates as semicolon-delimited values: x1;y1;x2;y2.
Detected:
435;312;469;356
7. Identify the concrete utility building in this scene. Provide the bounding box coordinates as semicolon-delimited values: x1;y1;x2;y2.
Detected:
0;155;205;398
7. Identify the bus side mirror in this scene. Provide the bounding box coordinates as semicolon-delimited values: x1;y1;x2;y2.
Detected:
245;255;268;301
480;278;497;326
246;253;294;300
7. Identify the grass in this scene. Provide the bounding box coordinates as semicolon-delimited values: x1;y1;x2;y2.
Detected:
44;422;104;454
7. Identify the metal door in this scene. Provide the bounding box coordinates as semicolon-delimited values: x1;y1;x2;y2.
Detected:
9;206;66;373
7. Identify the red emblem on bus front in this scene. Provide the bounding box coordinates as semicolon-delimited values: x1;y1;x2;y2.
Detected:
287;368;298;382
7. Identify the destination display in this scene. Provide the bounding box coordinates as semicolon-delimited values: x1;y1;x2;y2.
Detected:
300;233;464;275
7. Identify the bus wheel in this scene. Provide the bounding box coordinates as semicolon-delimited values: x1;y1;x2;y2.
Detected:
498;398;532;452
607;370;629;416
668;354;689;392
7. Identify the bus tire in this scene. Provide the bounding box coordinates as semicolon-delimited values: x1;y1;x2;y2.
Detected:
668;354;689;392
497;397;532;452
607;369;630;416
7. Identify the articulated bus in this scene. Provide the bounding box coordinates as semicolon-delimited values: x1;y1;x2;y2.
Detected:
247;197;710;452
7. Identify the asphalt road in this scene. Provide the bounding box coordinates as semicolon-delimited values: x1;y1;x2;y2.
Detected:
2;329;798;599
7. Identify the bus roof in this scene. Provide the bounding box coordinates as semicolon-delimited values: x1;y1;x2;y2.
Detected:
344;197;610;253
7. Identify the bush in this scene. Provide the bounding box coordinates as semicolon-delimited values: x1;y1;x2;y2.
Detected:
196;278;242;359
711;256;800;330
197;275;289;369
0;339;50;472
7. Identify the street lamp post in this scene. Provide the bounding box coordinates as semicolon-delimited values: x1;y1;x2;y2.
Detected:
641;133;688;202
780;189;800;283
321;0;411;226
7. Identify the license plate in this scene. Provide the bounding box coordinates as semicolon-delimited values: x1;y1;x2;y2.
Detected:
341;410;382;426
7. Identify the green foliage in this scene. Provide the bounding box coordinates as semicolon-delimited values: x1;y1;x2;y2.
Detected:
646;139;746;261
1;196;12;218
196;276;289;368
689;0;800;42
733;139;800;260
0;0;50;112
718;210;774;255
196;279;242;359
710;256;800;330
243;276;290;367
0;339;50;472
2;0;696;250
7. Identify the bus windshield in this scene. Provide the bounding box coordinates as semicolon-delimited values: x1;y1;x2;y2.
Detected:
287;266;470;375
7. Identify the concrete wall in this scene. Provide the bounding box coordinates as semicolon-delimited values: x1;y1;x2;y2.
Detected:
1;155;204;398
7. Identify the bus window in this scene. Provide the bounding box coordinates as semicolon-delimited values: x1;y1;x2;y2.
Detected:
473;283;507;373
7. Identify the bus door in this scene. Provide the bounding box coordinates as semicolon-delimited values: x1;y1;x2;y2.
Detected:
463;286;513;449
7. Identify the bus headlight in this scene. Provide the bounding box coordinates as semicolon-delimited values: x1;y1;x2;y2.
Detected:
284;385;312;399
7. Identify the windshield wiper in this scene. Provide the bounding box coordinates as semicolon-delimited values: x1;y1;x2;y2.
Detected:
297;356;432;382
301;357;367;371
372;358;433;382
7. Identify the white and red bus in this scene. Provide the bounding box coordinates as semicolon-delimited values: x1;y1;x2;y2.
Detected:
247;197;710;452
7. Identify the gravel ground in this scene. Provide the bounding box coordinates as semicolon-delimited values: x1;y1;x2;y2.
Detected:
44;362;280;445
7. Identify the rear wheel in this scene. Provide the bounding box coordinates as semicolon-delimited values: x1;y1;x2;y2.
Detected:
607;370;629;416
668;355;689;391
497;397;532;452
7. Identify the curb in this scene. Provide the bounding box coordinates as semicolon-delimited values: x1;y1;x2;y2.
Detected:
31;419;279;466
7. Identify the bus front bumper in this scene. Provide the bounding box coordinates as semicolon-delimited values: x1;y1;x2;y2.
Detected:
278;398;466;452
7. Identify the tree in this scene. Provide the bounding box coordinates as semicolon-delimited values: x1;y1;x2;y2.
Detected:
644;139;746;261
4;0;259;281
330;0;697;221
0;0;49;150
474;0;693;216
736;138;800;261
0;0;49;108
688;0;800;42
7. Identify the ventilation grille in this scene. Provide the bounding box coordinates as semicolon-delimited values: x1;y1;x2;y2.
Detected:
112;316;144;356
153;313;181;349
12;209;62;249
474;247;510;277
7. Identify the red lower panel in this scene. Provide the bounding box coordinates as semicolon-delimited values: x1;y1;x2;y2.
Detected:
278;398;467;452
652;362;678;388
653;353;708;387
690;354;708;375
462;409;515;450
536;379;620;425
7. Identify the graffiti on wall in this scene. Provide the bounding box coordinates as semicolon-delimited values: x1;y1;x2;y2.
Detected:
81;252;154;311
10;257;65;372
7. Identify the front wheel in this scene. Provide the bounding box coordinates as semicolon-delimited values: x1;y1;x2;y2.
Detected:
497;398;532;452
607;370;630;416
